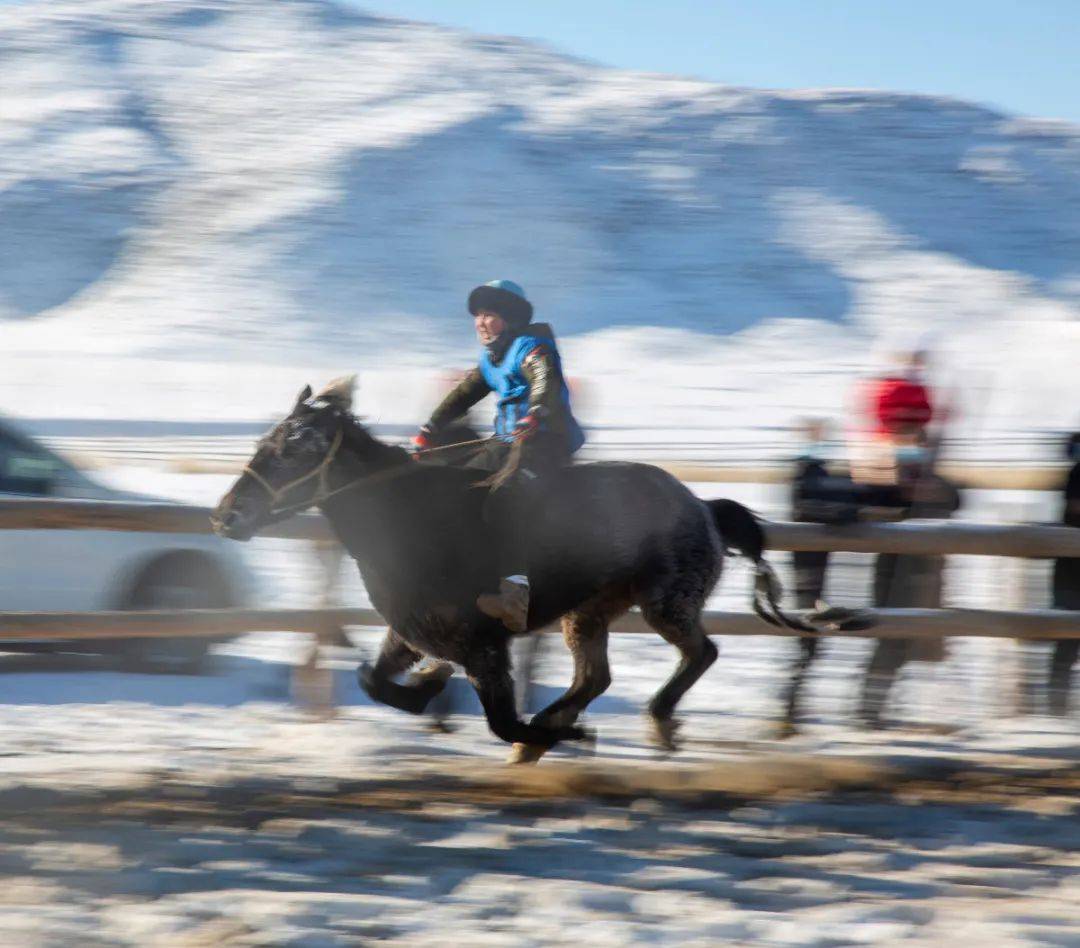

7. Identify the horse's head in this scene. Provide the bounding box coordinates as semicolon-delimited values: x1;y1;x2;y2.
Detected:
212;376;373;540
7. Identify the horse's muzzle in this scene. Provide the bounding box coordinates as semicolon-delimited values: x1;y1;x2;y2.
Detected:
210;508;254;541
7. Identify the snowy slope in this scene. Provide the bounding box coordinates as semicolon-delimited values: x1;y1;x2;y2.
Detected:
1;0;1078;434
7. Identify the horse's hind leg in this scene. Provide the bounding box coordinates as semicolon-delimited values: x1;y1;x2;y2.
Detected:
510;607;614;763
465;639;586;750
642;604;718;752
357;628;449;715
777;636;822;738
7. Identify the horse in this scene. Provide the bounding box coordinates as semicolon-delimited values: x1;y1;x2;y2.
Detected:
211;378;818;759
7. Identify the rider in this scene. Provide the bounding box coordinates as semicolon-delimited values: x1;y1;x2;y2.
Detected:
413;280;585;632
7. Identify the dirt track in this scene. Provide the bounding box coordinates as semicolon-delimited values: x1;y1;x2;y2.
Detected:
1;729;1076;946
5;751;1076;824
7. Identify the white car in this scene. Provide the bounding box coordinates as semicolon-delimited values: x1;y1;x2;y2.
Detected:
0;419;254;668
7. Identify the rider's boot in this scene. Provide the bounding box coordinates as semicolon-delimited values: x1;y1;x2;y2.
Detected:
477;575;530;633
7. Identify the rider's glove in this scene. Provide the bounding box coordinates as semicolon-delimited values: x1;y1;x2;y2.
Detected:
512;413;542;442
411;423;436;453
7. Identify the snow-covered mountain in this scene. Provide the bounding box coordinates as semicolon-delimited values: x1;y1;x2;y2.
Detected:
1;0;1078;434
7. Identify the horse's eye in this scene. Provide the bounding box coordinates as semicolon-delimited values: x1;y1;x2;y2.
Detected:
284;427;318;451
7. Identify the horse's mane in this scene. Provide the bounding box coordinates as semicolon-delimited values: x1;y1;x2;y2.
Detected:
333;409;410;467
306;377;481;486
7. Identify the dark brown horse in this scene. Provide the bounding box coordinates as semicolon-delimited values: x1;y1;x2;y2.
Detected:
212;380;814;759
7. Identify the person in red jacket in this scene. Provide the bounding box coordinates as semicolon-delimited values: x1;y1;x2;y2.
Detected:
869;366;933;439
851;346;935;488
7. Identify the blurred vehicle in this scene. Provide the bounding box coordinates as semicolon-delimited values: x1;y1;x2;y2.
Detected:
0;418;254;670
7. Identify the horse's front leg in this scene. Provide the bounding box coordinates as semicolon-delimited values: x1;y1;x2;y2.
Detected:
357;628;449;715
464;637;587;750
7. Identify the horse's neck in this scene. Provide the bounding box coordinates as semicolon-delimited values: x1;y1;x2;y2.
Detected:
317;447;416;555
318;460;478;569
348;437;410;471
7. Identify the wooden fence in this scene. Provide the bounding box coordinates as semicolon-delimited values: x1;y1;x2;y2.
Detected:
4;496;1080;556
1;496;1078;713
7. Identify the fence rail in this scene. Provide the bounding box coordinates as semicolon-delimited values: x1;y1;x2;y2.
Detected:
3;497;1080;557
764;520;1080;558
2;607;1078;643
0;497;330;540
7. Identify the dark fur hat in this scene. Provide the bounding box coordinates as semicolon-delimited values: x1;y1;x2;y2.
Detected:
467;279;533;330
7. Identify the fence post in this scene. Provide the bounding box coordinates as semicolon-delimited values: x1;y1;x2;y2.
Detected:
991;501;1043;716
291;538;345;718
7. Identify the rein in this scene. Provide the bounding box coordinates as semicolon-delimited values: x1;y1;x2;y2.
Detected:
243;426;495;519
413;436;492;458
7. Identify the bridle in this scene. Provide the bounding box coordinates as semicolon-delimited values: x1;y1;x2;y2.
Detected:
242;422;496;519
243;426;350;517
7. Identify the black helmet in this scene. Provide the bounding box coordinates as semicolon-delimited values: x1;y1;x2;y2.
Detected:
467;279;533;331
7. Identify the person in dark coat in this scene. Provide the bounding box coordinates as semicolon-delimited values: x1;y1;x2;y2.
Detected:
790;418;851;607
1049;431;1080;715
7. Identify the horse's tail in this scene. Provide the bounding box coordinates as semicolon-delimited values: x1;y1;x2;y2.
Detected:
708;499;820;634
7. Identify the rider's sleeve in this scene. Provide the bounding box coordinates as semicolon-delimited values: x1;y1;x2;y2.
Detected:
521;345;562;421
427;368;491;430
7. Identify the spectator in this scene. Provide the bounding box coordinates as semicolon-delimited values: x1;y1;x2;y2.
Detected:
857;472;960;727
869;350;933;439
790;418;843;608
782;417;846;729
848;340;959;726
1049;431;1080;715
851;344;935;489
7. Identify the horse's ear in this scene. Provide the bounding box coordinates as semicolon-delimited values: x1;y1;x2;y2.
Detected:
293;385;313;411
315;375;356;411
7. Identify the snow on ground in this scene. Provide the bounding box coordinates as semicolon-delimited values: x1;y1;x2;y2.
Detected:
0;666;1075;945
0;465;1074;944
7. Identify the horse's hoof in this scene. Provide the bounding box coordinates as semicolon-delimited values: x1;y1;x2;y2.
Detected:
508;743;546;765
649;716;681;753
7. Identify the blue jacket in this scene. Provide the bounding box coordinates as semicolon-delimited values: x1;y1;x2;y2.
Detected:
479;328;585;451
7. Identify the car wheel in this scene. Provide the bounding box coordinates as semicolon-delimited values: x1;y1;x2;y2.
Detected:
119;553;232;673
